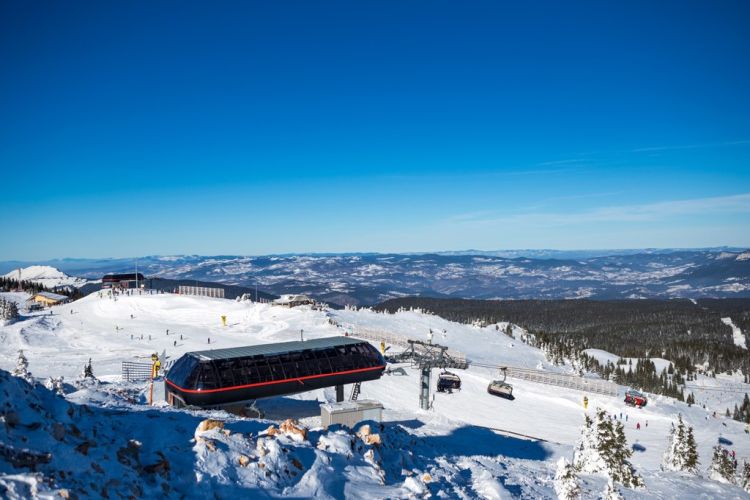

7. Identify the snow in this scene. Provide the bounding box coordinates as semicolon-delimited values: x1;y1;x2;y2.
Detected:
2;266;89;289
737;252;750;261
583;349;673;375
1;291;750;498
722;317;747;350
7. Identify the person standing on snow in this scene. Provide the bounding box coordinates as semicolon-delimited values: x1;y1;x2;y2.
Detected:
636;422;641;430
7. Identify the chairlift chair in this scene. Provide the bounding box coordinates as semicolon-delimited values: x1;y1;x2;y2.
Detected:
437;370;462;393
487;367;514;400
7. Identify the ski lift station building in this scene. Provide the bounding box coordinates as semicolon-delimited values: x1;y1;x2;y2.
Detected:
165;336;386;407
102;273;145;289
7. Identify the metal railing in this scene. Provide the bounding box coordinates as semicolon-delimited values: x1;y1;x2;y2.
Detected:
344;324;617;396
121;361;154;382
501;366;618;396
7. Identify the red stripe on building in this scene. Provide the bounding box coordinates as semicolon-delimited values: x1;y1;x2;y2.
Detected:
165;365;385;394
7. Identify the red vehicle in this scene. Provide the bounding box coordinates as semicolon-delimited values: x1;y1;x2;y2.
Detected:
624;390;647;407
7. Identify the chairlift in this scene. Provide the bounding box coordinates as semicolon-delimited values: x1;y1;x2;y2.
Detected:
437;371;462;393
487;367;514;400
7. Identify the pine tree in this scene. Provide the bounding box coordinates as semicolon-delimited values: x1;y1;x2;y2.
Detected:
573;413;607;474
554;457;580;500
573;409;642;488
44;376;65;395
602;478;623;500
742;461;750;493
663;415;699;473
663;421;677;469
0;298;19;323
81;358;96;380
683;426;699;472
708;445;736;484
12;350;32;382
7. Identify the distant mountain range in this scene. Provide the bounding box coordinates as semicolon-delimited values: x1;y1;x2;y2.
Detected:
2;248;749;306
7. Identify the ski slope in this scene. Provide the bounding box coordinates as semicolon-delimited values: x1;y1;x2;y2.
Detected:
722;317;748;350
1;291;749;498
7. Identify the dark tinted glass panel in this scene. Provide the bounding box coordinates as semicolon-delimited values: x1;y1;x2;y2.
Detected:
254;357;271;383
196;363;218;390
235;357;259;384
334;345;357;371
216;360;236;387
166;356;199;387
301;350;321;375
313;349;333;373
268;355;285;380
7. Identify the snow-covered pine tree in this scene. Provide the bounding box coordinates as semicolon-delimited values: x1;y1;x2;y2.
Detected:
738;461;750;493
573;412;608;474
44;376;65;395
741;461;750;493
602;478;623;500
80;358;96;380
708;444;736;484
0;297;19;323
663;415;699;473
662;421;678;469
12;349;32;382
611;419;643;488
573;408;642;488
553;457;580;500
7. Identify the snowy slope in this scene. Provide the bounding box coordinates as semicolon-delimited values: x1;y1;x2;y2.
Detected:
722;317;748;349
3;266;90;289
583;349;674;374
1;292;750;498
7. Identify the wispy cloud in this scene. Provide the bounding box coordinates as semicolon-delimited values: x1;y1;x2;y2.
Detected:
632;139;750;153
445;193;750;227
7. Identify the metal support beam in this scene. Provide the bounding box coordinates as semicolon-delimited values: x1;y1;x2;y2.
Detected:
335;384;344;403
419;367;431;410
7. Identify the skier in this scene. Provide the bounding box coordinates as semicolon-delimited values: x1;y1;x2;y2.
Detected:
180;334;183;340
645;420;648;427
637;422;641;430
173;340;177;347
208;337;211;344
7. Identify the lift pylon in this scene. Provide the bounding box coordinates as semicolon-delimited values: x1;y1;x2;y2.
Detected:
387;339;468;410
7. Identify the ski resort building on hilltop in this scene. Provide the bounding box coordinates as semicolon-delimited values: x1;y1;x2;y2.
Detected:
101;273;145;289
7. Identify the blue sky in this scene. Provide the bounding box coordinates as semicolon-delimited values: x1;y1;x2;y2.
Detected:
1;1;749;260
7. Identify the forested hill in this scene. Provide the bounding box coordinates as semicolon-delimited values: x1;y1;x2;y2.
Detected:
374;297;750;375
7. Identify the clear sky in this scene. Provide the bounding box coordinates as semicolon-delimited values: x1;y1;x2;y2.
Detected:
1;1;749;260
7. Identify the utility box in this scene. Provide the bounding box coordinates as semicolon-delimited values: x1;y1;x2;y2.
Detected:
151;378;166;404
320;400;384;429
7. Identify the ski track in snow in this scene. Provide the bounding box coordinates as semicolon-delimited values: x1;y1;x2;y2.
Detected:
721;317;747;350
1;291;750;498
